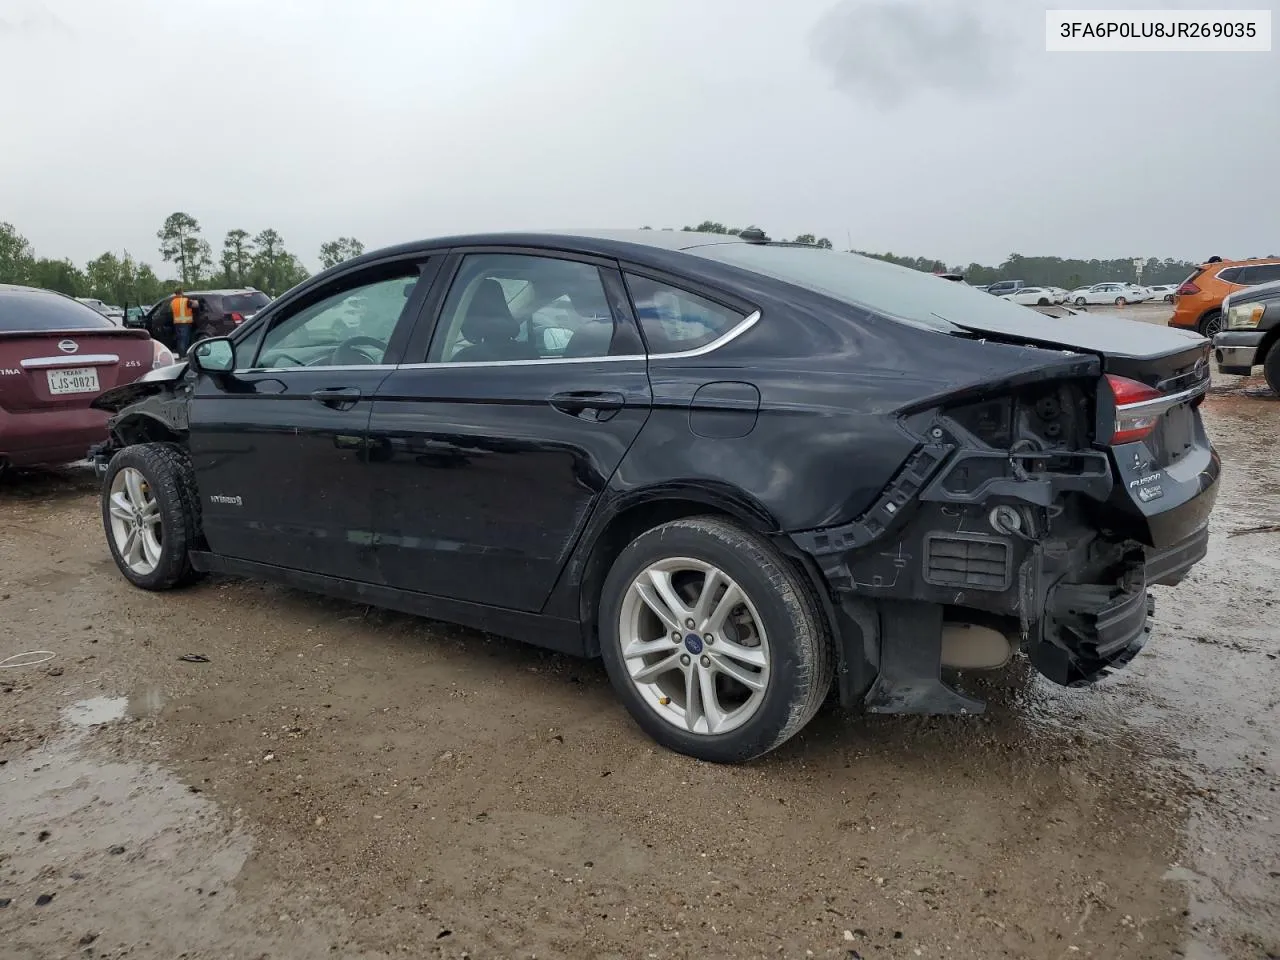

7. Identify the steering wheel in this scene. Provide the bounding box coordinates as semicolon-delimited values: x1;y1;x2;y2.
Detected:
331;335;388;366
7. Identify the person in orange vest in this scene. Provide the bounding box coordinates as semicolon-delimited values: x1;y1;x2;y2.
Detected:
171;288;194;355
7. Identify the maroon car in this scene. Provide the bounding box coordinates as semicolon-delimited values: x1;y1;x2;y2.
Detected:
0;285;172;470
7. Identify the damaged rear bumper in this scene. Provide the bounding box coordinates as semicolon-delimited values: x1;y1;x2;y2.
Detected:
790;452;1215;713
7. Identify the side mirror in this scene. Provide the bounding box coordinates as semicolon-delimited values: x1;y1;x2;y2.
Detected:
190;336;235;373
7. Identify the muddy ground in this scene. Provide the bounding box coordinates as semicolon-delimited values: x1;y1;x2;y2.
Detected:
2;304;1278;960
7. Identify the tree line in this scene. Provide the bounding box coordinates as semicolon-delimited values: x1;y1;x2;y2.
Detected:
3;212;1251;306
645;221;1217;287
0;213;366;307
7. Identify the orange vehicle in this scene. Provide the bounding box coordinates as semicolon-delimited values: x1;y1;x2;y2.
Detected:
1169;257;1280;338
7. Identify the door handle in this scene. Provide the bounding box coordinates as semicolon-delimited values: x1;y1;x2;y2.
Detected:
310;387;362;411
549;391;626;420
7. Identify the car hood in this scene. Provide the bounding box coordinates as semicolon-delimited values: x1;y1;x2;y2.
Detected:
942;306;1205;361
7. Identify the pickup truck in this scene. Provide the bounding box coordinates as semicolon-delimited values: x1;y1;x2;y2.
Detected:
1213;278;1280;394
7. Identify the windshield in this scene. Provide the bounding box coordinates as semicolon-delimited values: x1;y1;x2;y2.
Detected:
1;289;116;331
688;243;1047;332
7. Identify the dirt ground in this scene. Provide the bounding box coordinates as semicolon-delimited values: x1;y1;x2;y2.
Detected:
2;304;1278;960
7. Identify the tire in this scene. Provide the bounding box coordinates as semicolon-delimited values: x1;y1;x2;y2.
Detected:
1075;297;1086;306
597;516;834;763
1165;294;1175;303
1115;297;1127;306
101;443;202;590
1037;298;1049;305
1198;310;1222;339
1264;344;1280;396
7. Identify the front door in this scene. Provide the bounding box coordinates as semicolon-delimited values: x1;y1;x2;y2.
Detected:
188;261;432;581
368;251;652;611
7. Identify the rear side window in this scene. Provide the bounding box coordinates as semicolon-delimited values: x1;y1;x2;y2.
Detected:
221;292;270;313
1236;264;1280;286
0;288;115;331
1217;267;1242;284
625;275;746;354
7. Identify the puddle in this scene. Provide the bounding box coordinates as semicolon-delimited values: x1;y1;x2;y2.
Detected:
61;696;128;727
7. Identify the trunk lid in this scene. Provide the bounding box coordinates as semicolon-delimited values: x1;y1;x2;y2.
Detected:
0;328;154;413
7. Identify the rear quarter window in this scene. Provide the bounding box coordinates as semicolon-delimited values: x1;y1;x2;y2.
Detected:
0;288;115;331
624;275;746;354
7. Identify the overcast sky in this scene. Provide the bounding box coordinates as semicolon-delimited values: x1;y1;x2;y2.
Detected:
1;0;1276;271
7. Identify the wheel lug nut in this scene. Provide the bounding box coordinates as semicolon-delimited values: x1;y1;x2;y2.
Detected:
680;654;691;666
704;633;714;644
671;631;681;642
685;618;695;629
700;655;710;667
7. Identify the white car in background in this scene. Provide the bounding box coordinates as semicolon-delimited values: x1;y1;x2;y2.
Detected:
1145;283;1178;303
1069;282;1151;306
1043;286;1069;303
1000;286;1058;306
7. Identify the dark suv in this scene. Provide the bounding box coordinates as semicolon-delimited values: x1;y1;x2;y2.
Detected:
1213;278;1280;392
89;231;1218;763
127;288;270;352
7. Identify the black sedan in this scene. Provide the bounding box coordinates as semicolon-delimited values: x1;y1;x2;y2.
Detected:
90;230;1219;762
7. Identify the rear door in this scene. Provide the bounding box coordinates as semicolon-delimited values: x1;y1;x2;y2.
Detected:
367;249;652;611
187;258;435;581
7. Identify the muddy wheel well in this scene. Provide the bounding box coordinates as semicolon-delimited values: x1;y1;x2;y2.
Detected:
112;415;183;448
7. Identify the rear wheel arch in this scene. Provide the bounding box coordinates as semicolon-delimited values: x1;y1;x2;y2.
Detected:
573;490;780;655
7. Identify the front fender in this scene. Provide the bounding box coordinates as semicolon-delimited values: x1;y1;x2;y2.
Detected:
92;361;189;413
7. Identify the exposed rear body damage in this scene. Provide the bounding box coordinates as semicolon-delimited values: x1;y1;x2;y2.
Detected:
790;322;1216;710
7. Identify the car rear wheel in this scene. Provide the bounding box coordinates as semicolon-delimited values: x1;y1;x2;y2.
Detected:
598;516;833;763
1165;294;1176;303
1074;297;1086;306
1037;298;1049;305
1199;310;1222;338
1264;344;1280;396
1114;297;1128;306
102;443;202;590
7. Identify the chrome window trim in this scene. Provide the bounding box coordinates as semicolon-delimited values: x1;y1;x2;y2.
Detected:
21;354;120;368
235;364;399;374
393;310;761;370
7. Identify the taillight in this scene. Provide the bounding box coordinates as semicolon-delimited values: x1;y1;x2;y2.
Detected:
151;339;175;369
1176;281;1200;296
230;312;244;324
1107;374;1162;444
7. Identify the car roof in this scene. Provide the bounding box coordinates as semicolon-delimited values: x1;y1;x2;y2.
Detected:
182;288;264;296
1204;256;1280;268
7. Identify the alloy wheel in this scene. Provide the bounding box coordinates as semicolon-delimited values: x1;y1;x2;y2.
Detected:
618;557;770;735
107;467;163;575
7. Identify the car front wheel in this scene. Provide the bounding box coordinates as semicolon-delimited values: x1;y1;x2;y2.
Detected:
1264;344;1280;396
1115;297;1128;306
598;516;833;763
1075;297;1087;306
102;443;202;590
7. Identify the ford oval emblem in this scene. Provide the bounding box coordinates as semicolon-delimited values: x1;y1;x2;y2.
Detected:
58;339;78;354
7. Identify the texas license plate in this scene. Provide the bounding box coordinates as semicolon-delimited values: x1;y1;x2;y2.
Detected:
46;367;100;395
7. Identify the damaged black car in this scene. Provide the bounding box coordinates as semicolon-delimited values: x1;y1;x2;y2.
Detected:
90;230;1219;762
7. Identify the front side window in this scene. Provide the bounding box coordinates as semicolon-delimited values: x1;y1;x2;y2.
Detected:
429;254;616;363
256;271;420;368
625;274;746;354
